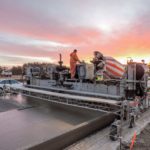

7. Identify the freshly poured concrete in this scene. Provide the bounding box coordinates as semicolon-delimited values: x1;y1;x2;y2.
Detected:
0;99;18;112
0;94;104;150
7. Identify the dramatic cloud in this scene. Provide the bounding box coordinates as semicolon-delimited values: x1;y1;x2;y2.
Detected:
0;0;150;65
0;54;54;66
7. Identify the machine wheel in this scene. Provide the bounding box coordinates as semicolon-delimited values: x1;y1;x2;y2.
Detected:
109;126;118;141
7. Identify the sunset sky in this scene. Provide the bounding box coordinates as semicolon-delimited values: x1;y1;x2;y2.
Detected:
0;0;150;66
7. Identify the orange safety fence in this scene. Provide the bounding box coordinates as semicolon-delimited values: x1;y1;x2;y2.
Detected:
130;132;137;150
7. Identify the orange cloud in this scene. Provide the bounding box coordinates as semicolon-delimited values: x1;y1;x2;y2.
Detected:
0;4;150;66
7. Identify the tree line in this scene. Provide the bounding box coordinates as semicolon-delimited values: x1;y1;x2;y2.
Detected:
0;62;54;75
0;62;150;76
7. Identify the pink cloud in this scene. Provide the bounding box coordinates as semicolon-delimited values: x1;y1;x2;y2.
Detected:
0;0;150;65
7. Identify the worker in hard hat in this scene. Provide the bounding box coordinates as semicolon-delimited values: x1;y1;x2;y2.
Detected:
70;49;81;79
91;51;105;81
92;51;105;71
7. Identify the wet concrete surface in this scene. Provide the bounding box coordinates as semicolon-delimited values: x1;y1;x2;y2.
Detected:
0;99;18;112
0;94;103;150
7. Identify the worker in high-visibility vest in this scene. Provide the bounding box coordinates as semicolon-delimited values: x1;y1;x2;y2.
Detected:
92;51;105;72
70;49;80;79
91;51;105;81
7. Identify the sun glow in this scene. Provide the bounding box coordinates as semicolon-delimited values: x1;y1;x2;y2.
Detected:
117;55;150;64
77;54;150;65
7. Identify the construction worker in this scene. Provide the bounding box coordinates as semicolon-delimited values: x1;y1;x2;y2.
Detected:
70;49;80;79
92;51;105;71
91;51;105;81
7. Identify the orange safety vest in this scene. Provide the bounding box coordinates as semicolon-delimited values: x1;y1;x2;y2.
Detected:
70;52;79;64
70;52;79;79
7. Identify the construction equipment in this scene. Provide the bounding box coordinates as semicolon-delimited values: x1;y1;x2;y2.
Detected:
10;86;120;113
129;108;136;128
126;61;149;100
77;62;95;80
91;51;125;80
109;119;121;141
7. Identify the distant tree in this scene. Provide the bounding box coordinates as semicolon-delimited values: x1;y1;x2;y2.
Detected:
0;66;3;74
11;66;23;75
148;63;150;76
23;62;53;68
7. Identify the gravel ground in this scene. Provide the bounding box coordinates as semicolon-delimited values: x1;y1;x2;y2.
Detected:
66;109;150;150
129;123;150;150
119;123;150;150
